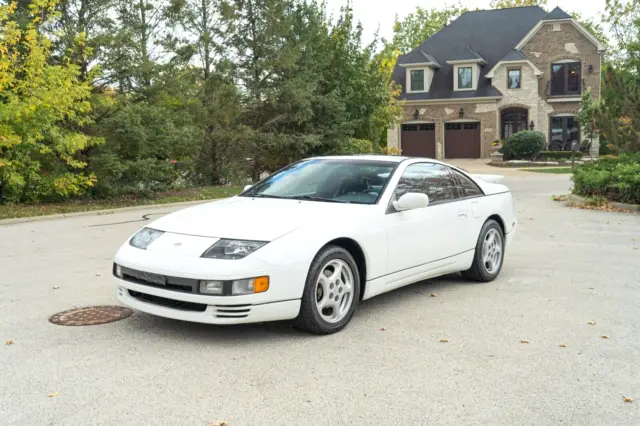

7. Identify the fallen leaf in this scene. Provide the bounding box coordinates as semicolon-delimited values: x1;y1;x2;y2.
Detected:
53;286;60;290
528;217;534;221
623;397;633;403
96;273;101;276
439;338;449;343
601;335;609;339
559;343;567;348
211;422;229;426
379;327;386;331
430;293;437;297
520;340;530;344
588;321;596;325
47;392;59;398
6;339;14;345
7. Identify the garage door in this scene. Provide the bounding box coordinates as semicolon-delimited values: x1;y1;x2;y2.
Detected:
444;122;481;159
401;124;436;158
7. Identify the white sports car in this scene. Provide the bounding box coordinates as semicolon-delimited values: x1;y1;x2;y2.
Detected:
113;155;517;334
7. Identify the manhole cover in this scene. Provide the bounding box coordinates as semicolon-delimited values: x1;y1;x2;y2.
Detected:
49;305;133;326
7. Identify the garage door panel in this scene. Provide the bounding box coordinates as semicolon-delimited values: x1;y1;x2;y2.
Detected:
445;122;481;159
401;124;436;158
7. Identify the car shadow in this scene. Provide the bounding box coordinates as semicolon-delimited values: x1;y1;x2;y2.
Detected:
122;273;472;342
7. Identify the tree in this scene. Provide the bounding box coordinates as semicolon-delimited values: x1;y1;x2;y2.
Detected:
383;4;467;54
0;0;103;203
490;0;546;7
604;0;640;73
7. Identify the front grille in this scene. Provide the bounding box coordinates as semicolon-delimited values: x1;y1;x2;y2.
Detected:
128;290;207;312
118;265;198;293
213;304;251;318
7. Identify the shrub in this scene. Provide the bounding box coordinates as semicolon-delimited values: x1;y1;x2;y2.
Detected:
379;146;402;155
572;153;640;204
537;151;573;161
338;138;374;154
500;140;514;160
507;131;546;160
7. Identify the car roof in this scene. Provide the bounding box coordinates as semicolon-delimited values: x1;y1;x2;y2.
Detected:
308;154;451;167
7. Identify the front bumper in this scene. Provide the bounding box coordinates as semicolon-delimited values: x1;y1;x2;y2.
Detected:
116;280;301;324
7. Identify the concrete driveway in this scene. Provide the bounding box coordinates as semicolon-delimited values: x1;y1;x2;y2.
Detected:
1;169;639;426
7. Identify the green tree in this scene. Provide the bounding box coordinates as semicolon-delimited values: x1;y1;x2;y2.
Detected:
490;0;546;7
604;0;640;73
0;0;103;203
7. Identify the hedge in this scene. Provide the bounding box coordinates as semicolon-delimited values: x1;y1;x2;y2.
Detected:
503;131;546;160
572;154;640;204
537;151;574;161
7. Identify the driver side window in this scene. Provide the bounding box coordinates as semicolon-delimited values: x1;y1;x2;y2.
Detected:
395;163;459;205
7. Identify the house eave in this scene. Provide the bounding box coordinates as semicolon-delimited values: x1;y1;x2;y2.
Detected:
401;96;501;105
514;18;606;53
446;59;486;65
485;59;544;78
399;62;441;69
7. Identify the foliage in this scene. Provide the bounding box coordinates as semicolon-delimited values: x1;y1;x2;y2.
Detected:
0;0;102;203
383;4;467;54
579;67;640;154
490;0;546;8
379;146;402;155
506;131;546;160
537;151;574;161
334;138;374;155
604;0;640;72
572;154;640;204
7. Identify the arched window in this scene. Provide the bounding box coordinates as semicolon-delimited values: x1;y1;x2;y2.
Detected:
501;107;528;140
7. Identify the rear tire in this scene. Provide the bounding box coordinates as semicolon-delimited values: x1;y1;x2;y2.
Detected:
463;219;505;282
294;245;360;335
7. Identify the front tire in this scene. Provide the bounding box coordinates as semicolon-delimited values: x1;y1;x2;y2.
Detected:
294;245;360;335
463;219;505;282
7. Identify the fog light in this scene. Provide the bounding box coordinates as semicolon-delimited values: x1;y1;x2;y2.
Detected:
232;276;269;295
114;264;123;278
200;280;224;295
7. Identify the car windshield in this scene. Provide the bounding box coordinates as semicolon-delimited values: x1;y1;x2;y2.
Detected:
240;158;398;204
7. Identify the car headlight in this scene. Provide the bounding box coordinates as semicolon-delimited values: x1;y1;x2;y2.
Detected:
201;239;267;260
129;227;164;250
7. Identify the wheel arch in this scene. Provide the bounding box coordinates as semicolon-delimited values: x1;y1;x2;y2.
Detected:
487;213;506;235
325;237;367;301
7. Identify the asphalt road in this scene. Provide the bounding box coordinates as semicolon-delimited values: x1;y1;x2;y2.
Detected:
1;169;639;426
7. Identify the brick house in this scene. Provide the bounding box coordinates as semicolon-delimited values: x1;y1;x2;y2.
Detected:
386;6;605;159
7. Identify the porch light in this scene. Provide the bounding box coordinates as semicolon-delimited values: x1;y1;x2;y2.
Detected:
413;109;419;120
459;107;464;118
529;120;535;130
588;64;594;74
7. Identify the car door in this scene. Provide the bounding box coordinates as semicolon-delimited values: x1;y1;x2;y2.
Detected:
449;167;486;252
385;162;467;275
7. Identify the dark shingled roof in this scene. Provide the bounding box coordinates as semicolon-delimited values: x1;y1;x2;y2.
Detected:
449;46;485;62
500;49;528;62
402;49;441;68
544;6;572;20
393;6;548;101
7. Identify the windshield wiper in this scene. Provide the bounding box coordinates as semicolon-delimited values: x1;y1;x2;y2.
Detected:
245;194;284;199
288;195;348;203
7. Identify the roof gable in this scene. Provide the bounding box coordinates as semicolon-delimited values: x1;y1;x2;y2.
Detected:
544;6;572;20
393;6;548;101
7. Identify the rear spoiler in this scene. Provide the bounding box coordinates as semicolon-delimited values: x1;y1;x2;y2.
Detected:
470;174;504;183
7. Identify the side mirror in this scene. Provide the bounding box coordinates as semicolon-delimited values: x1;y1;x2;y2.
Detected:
243;184;252;191
392;192;429;212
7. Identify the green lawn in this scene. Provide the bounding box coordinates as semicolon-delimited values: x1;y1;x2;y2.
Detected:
519;167;574;174
0;186;243;220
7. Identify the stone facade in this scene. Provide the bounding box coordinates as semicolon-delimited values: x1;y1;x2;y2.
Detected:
389;19;603;158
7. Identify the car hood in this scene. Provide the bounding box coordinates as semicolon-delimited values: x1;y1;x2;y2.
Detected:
147;196;367;241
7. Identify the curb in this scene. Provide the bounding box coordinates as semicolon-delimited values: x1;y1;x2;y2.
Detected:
0;199;211;226
567;194;640;213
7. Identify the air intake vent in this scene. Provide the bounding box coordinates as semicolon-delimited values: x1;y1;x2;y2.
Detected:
214;304;251;318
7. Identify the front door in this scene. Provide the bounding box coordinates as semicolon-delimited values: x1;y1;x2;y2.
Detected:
549;116;580;151
385;162;467;274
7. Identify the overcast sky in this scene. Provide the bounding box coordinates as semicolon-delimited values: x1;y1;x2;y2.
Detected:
323;0;608;45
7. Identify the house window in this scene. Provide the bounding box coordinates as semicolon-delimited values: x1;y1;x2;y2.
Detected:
550;61;581;96
410;69;425;91
549;116;580;151
507;68;521;89
457;67;472;89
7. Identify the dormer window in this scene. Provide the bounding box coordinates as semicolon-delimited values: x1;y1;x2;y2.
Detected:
410;69;425;91
457;67;473;89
